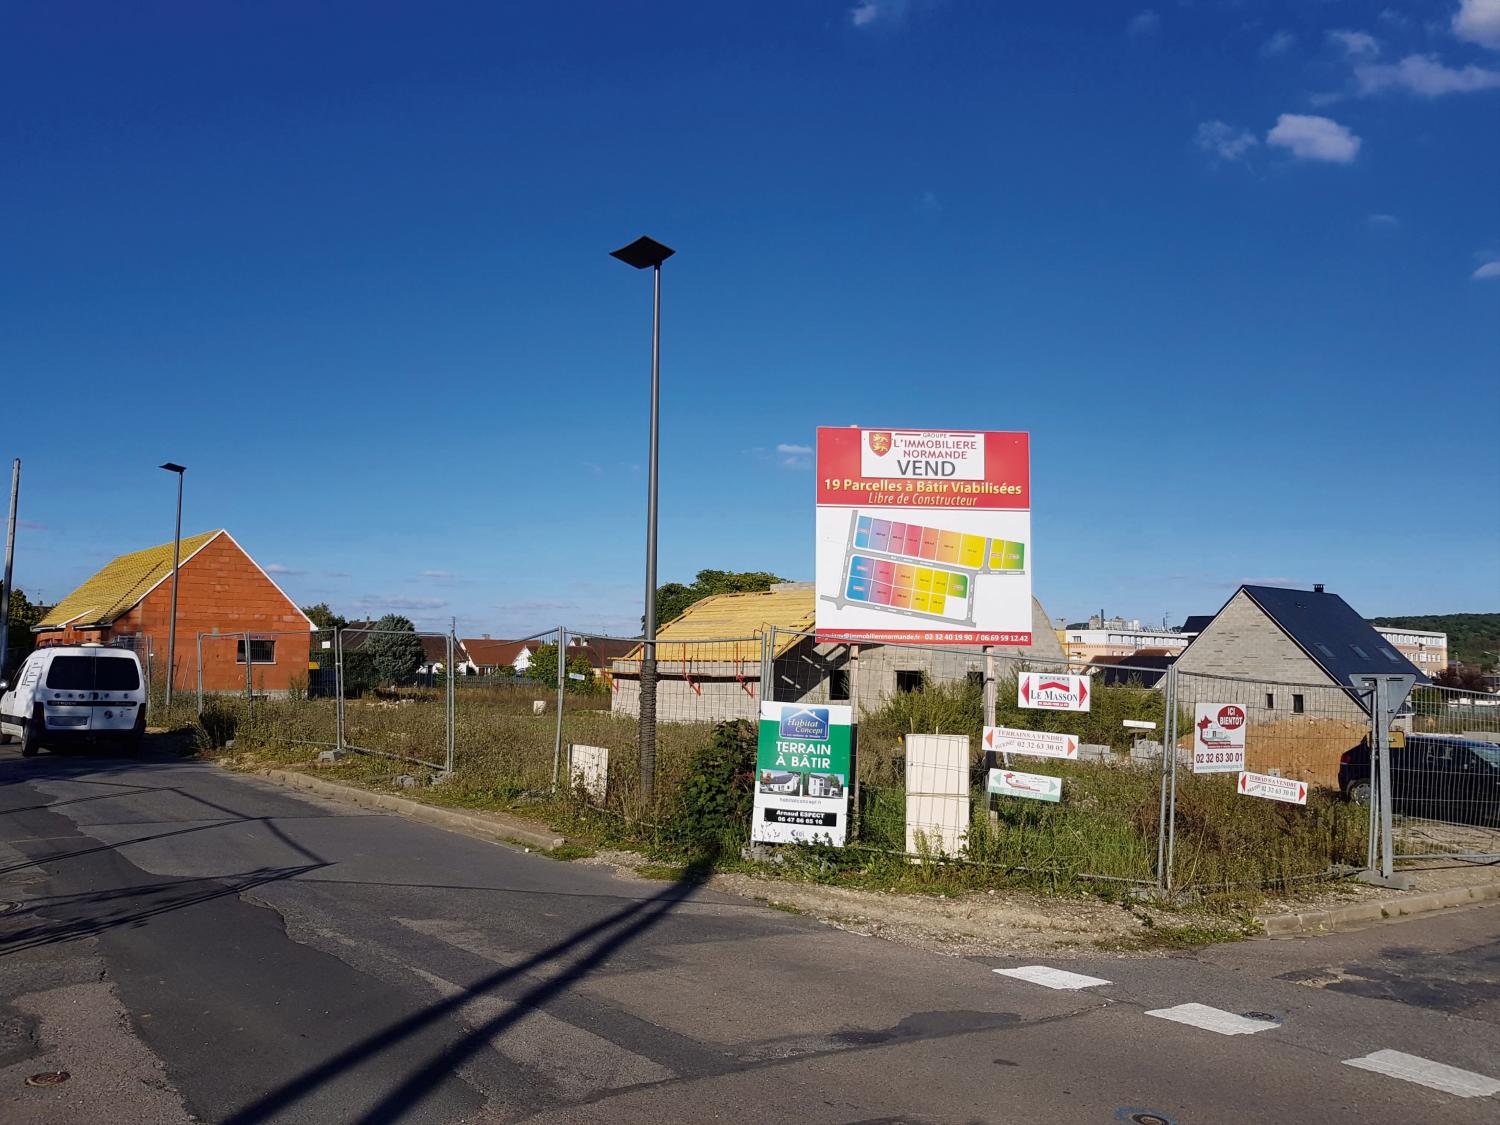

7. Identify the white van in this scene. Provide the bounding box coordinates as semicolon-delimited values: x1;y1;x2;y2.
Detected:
0;644;147;757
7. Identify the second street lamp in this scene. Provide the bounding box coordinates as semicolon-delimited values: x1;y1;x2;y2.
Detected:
610;235;674;808
160;462;186;713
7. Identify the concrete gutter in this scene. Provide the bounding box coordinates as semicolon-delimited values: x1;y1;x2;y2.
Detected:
258;768;568;852
1259;880;1500;936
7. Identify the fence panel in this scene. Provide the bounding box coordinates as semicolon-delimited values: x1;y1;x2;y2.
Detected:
334;626;451;771
770;630;1169;885
450;628;559;796
591;632;764;816
1170;670;1371;889
1391;683;1500;861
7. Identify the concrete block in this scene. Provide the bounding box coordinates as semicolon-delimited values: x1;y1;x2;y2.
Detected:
317;749;345;763
395;774;419;789
532;700;546;715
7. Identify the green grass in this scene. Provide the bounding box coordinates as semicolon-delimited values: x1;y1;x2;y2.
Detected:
190;678;1369;901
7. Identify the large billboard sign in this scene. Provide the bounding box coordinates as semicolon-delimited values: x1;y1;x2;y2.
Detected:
752;701;853;846
815;428;1032;646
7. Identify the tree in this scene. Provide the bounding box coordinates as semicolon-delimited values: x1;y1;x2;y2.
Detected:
4;588;45;676
1435;665;1490;691
363;614;425;686
651;569;787;630
526;643;594;688
302;602;347;633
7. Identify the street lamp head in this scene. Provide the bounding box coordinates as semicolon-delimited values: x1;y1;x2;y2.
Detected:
610;235;675;270
160;462;186;474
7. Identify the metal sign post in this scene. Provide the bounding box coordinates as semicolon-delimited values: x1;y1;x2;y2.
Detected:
1349;673;1416;888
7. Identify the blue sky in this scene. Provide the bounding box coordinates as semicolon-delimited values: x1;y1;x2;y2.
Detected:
4;0;1497;637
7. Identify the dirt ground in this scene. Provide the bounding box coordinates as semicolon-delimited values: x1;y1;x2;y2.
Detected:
578;850;1251;956
582;850;1500;957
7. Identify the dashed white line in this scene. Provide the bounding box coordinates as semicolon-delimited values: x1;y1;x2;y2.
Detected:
992;965;1112;990
1343;1050;1500;1098
1145;1003;1279;1036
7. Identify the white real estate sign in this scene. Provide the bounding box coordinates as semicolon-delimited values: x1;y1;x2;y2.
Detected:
1017;672;1091;712
1238;770;1307;805
983;726;1078;760
1192;703;1248;774
988;767;1063;803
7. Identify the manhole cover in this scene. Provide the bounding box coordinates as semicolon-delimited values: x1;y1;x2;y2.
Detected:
1243;1011;1280;1023
1116;1110;1174;1125
25;1072;70;1088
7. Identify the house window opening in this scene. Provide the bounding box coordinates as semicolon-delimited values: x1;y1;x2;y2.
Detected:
236;639;277;665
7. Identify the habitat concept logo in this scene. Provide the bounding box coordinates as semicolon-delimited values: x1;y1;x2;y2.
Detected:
779;706;830;741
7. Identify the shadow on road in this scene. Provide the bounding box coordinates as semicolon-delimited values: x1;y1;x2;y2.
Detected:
223;856;718;1125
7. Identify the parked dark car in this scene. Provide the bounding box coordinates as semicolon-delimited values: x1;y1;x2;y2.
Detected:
1338;734;1500;826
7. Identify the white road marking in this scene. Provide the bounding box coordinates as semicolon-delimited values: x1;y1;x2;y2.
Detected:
1145;1003;1279;1035
992;965;1112;990
1343;1050;1500;1098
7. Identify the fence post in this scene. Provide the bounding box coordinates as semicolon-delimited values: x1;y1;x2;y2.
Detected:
982;645;998;824
446;629;456;776
1158;664;1178;891
335;627;346;752
849;642;861;840
552;625;566;791
196;633;204;713
243;631;253;722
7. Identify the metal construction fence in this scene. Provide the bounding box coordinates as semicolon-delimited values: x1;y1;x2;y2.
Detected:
188;622;1500;889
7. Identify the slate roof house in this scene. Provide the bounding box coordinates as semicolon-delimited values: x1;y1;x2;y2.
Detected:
1174;584;1427;703
1172;584;1427;787
35;530;313;693
610;583;1067;723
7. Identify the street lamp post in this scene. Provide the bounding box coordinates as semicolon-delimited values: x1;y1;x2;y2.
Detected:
160;463;186;712
610;235;675;808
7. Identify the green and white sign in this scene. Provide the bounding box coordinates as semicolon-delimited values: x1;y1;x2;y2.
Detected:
987;766;1062;803
753;701;853;846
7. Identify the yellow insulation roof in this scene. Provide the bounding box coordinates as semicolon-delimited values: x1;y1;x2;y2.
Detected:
622;588;815;663
38;530;224;630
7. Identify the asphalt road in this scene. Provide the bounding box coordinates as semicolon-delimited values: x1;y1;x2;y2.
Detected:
2;748;1498;1125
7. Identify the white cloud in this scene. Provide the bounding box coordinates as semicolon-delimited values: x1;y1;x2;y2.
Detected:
1455;0;1500;49
1378;8;1412;31
354;595;448;611
1127;9;1160;37
420;569;455;579
1474;260;1500;279
1266;114;1362;162
776;442;813;469
1195;120;1258;162
1328;29;1382;58
1261;30;1297;57
1367;213;1400;226
265;563;306;576
850;0;911;28
1355;52;1500;94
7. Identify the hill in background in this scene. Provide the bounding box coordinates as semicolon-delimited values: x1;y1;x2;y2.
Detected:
1370;613;1500;667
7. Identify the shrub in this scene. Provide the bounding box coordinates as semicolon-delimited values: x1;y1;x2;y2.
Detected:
662;719;757;855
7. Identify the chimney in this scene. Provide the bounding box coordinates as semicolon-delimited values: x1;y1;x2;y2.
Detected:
1313;583;1325;594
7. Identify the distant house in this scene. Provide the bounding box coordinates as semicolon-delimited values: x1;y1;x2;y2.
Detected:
462;638;549;676
1174;583;1427;715
566;636;637;677
610;582;1067;723
34;529;313;693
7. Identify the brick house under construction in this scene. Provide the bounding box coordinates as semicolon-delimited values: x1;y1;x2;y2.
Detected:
34;529;313;693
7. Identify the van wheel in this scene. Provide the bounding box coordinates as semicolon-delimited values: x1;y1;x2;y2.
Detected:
1347;779;1372;807
20;726;41;758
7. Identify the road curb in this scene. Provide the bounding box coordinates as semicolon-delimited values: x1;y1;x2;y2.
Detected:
1258;879;1500;936
257;768;568;852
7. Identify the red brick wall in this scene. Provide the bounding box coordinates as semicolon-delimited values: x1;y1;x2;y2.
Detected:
123;534;311;691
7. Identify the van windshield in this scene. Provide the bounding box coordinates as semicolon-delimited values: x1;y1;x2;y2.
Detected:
45;657;95;690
